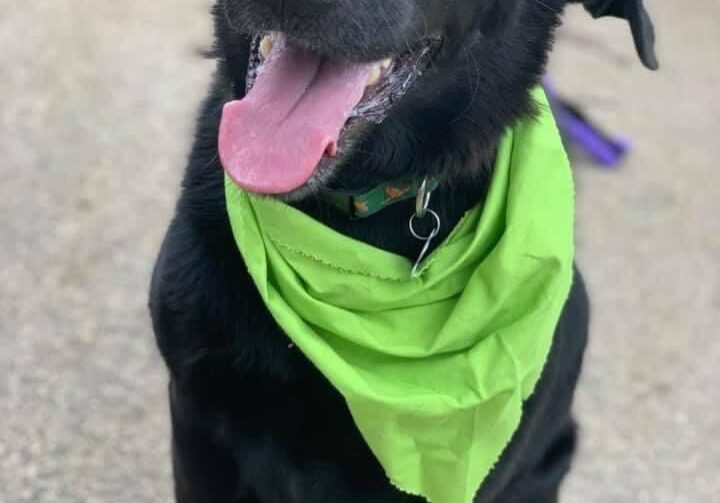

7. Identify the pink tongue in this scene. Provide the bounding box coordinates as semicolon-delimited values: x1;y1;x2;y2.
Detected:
219;37;371;194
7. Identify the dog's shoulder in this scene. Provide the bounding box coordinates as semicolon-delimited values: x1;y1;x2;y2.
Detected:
149;78;301;388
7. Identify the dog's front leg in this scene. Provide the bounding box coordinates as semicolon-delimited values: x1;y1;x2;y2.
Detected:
169;380;255;503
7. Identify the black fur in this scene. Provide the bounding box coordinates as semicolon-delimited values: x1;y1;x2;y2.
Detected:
150;0;591;501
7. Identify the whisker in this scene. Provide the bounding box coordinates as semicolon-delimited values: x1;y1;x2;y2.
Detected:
531;0;561;14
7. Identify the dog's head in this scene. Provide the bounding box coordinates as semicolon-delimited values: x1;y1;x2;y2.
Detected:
214;0;657;199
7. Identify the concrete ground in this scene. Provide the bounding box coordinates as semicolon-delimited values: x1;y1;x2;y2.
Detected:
0;1;717;502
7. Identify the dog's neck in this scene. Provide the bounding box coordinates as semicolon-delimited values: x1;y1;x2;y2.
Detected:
179;82;496;265
293;164;493;260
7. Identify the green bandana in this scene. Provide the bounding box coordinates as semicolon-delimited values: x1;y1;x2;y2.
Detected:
224;89;574;503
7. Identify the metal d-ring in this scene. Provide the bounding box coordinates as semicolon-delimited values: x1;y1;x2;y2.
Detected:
409;209;441;241
409;209;441;278
409;177;441;278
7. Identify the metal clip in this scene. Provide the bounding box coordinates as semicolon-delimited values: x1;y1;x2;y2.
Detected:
415;178;431;218
409;178;441;278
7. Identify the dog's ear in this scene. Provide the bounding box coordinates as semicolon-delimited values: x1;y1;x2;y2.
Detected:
578;0;659;69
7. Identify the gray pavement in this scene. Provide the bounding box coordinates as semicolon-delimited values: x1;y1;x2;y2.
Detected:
1;1;718;502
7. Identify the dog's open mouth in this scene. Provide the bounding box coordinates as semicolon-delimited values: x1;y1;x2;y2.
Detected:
218;33;438;196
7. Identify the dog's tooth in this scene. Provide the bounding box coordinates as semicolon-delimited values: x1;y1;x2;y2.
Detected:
380;58;392;70
367;64;382;87
259;35;274;59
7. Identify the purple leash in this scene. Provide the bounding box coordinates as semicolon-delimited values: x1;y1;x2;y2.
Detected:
543;77;631;168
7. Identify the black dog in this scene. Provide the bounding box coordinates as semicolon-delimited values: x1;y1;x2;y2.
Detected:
150;1;656;501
